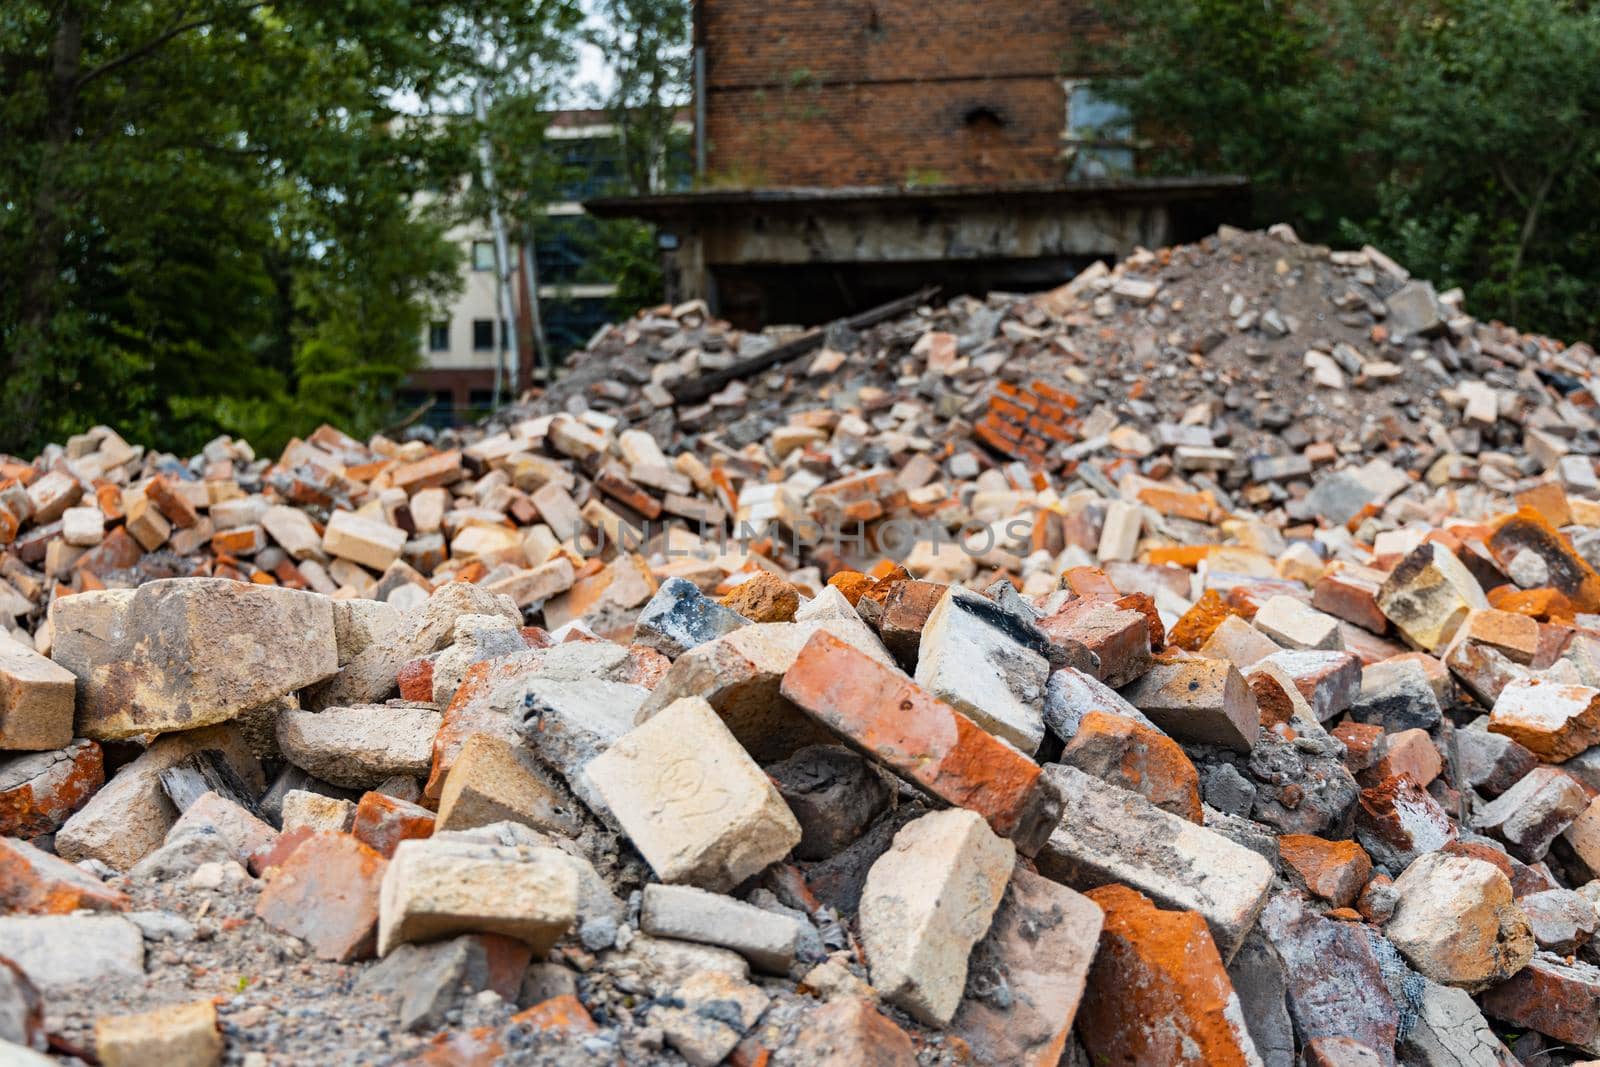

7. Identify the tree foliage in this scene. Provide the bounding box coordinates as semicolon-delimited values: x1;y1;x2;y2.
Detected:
0;0;579;456
1083;0;1600;343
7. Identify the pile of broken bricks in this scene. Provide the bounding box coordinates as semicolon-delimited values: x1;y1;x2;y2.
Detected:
10;225;1600;1064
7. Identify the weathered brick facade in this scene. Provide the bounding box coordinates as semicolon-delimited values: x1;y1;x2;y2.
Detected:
698;0;1103;187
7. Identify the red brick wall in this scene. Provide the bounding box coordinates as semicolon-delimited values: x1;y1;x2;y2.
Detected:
698;0;1103;187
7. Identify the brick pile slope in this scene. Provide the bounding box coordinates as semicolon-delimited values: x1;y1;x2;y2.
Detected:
3;226;1600;1063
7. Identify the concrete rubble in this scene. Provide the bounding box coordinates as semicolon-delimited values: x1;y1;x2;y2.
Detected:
8;225;1600;1062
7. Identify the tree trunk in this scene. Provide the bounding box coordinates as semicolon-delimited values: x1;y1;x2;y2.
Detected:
11;3;84;444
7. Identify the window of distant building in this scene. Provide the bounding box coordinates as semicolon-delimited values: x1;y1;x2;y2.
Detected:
427;320;450;352
471;240;497;271
472;318;495;351
1062;81;1135;179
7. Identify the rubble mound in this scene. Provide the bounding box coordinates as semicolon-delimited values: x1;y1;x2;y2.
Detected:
4;226;1600;1065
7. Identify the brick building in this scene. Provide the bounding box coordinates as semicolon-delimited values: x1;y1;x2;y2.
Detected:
589;0;1246;326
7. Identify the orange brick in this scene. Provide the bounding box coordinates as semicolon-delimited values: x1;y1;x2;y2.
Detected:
1278;835;1373;907
1146;545;1214;568
144;475;199;528
0;738;103;838
1487;507;1600;612
254;832;386;961
1079;885;1258;1066
392;450;465;494
351;792;436;858
0;836;128;914
397;657;435;702
1516;481;1573;529
1167;590;1240;652
1061;710;1201;822
779;630;1059;853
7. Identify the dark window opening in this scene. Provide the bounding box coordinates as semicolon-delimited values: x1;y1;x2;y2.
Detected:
471;240;497;271
964;106;1006;129
472;319;495;351
427;320;449;352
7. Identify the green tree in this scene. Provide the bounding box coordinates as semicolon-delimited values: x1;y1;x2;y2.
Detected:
0;0;580;456
1082;0;1600;342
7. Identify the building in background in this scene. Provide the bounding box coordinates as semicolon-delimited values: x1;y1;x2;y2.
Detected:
403;108;690;427
587;0;1247;327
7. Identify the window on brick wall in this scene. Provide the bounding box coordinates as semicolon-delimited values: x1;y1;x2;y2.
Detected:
1062;81;1135;179
472;318;495;351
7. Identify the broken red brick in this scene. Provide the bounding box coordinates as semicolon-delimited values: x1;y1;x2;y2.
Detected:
0;738;104;837
254;831;386;962
1278;835;1374;908
0;836;128;913
779;630;1059;853
1078;884;1259;1067
1060;710;1202;823
351;791;436;858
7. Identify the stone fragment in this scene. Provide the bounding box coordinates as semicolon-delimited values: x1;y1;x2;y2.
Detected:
0;915;144;992
436;733;580;836
640;883;801;973
166;791;276;865
378;837;579;956
350;791;436;858
56;724;262;870
1375;543;1489;652
950;865;1103;1067
1077;884;1261;1067
1257;893;1398;1063
1224;930;1295;1067
1356;775;1457;871
0;639;75;751
858;809;1014;1026
95;1000;221;1067
787;998;916;1067
1254;595;1342;651
1457;720;1539;797
276;704;440;789
0;738;103;837
1476;766;1587;861
255;831;386;961
719;571;799;622
1393;979;1519;1066
281;789;356;832
0;956;44;1052
1041;664;1161;742
1386;852;1534;990
779;630;1059;852
586;696;801;890
428;613;524;707
1348;658;1443;731
1060;708;1202;821
50;579;337;739
308;581;518;709
0;836;128;914
914;585;1049;752
1036;764;1273;961
1120;657;1260;752
632;577;748;658
767;744;889;860
1302;1039;1385;1066
1519;888;1597;953
1278;834;1373;908
1487;677;1600;761
649;969;767;1067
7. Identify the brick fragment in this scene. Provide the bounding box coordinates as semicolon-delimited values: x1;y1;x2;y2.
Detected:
1038;595;1152;686
1036;764;1272;961
1386;852;1534;991
0;637;76;751
436;732;579;836
950;865;1103;1066
95;999;221;1067
858;809;1014;1026
1376;542;1489;652
788;998;915;1067
323;510;407;572
1078;884;1261;1066
351;791;436;858
1487;507;1600;612
0;738;102;837
586;696;801;891
1475;766;1587;861
914;585;1049;752
1487;677;1600;762
1120;657;1260;752
0;836;128;914
1355;775;1457;870
1480;952;1600;1054
779;630;1059;852
1060;709;1202;822
255;831;387;961
1278;835;1373;907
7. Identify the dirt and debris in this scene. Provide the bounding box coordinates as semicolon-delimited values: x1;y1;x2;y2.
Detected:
5;225;1600;1065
